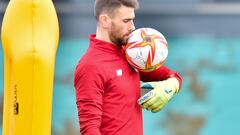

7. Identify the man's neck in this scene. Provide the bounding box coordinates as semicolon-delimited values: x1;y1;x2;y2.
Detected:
95;27;113;44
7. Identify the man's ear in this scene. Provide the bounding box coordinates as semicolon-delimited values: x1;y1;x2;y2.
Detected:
99;14;111;28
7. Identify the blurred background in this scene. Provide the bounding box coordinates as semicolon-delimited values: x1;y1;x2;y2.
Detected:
1;0;240;135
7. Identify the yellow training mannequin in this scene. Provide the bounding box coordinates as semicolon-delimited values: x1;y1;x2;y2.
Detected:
1;0;59;134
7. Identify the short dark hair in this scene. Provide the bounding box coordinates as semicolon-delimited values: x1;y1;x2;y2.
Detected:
94;0;139;20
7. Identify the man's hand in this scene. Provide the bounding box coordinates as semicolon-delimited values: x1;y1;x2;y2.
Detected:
138;78;180;113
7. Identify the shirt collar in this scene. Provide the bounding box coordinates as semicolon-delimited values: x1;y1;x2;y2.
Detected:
89;34;122;53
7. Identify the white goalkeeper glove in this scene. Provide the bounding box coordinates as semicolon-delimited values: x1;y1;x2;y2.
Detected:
138;78;180;113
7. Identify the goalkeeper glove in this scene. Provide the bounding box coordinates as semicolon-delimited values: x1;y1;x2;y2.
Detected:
138;78;180;113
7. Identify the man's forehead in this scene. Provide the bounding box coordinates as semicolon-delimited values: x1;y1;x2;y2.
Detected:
115;5;135;17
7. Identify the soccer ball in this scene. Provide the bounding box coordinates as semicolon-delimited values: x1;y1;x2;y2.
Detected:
124;28;168;72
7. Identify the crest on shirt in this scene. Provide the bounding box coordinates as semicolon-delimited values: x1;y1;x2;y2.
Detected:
116;69;123;76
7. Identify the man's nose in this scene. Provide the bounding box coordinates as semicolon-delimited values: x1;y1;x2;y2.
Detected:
129;21;135;32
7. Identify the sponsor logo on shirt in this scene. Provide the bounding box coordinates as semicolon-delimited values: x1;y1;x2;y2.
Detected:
116;69;122;76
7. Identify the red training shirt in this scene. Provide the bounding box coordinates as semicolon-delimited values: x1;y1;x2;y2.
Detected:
74;34;182;135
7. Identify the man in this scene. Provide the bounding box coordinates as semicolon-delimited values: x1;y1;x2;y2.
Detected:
74;0;182;135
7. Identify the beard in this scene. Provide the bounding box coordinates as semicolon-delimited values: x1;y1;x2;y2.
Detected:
109;31;128;47
109;23;130;47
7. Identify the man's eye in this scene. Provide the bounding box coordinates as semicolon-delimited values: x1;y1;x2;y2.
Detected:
123;20;130;23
